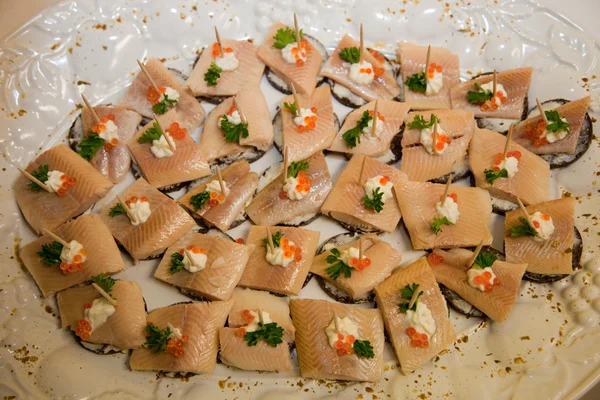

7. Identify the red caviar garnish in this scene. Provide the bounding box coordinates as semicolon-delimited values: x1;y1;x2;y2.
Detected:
428;252;444;265
236;238;245;244
146;86;166;105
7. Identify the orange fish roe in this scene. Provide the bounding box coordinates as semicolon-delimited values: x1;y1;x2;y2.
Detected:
290;39;311;67
296;109;318;133
235;238;245;244
279;190;288;199
378;175;391;186
427;62;443;79
430;132;452;151
59;241;87;274
492;150;522;171
524;119;550;147
146;85;166;105
211;42;233;57
334;333;355;356
291;170;312;193
428;252;444;265
92;114;119;151
480;90;508;112
368;48;385;64
354;256;371;272
186;245;206;254
165;122;187;140
242;309;256;324
472;270;501;292
541;213;550;221
281;239;300;261
367;110;385;122
165;333;188;358
406;327;429;348
75;318;92;340
236;327;246;337
207;188;227;207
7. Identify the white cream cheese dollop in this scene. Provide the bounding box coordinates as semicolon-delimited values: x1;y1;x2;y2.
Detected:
283;176;309;200
84;298;116;332
362;115;384;136
363;175;393;204
480;81;507;105
162;87;180;103
531;211;555;242
206;179;230;197
99;120;119;143
543;117;570;143
215;52;239;71
45;170;66;192
282;42;307;64
293;108;317;129
265;239;296;268
224;109;242;126
434;196;459;224
182;250;208;273
405;303;436;337
496;156;519;178
425;70;443;96
244;310;272;332
127;199;151;226
60;240;87;264
325;316;359;348
467;267;498;291
349;60;375;85
150;134;175;158
419;125;450;155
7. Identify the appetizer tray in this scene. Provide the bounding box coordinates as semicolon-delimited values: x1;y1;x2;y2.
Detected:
1;0;600;399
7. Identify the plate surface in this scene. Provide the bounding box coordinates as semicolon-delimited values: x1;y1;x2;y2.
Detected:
1;0;600;399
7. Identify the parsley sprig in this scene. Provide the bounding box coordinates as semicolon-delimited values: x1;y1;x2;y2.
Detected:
363;187;385;213
92;273;115;295
472;252;497;269
398;283;423;313
244;322;284;347
325;248;354;280
339;46;360;64
342;110;372;148
138;122;163;144
545;110;570;134
37;241;63;266
353;339;375;359
152;94;178;115
28;165;49;191
78;132;105;160
509;217;537;238
405;71;427;93
169;252;185;273
283;101;298;116
262;231;284;249
288;160;309;178
189;191;210;211
272;27;303;49
484;168;508;184
109;202;127;217
220;115;249;143
204;62;222;86
145;324;172;353
407;114;440;130
430;216;454;234
466;82;493;105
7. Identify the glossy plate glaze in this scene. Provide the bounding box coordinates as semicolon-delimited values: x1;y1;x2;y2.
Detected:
1;0;600;399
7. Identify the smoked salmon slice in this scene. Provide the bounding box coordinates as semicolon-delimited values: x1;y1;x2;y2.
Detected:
130;301;233;374
128;109;211;190
428;248;527;322
119;58;205;130
504;197;575;276
469;128;550;205
310;234;402;301
512;96;591;155
81;106;142;183
237;225;320;296
280;85;336;162
328;100;411;158
394;176;493;250
179;160;258;231
450;67;533;119
397;43;460;110
57;280;146;349
246;151;332;226
400;110;475;182
99;178;196;260
257;22;323;96
198;85;273;164
153;231;252;301
186;39;265;98
290;298;385;382
321;154;403;233
321;35;400;101
374;257;457;375
20;214;126;297
15;144;113;234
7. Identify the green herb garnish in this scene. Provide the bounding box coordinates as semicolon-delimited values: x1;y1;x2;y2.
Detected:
339;46;360;64
466;82;493;105
545;110;570;134
509;216;537;238
398;283;423;313
353;339;375;359
407;114;440;130
78;132;105;161
430;216;454;234
204;62;222;86
220;115;249;143
272;27;303;49
342;110;372;148
137;122;163;144
92;273;115;294
145;323;172;353
405;71;427;93
262;231;284;249
37;241;63;266
363;187;385;213
484;168;508;184
152;94;178;115
244;322;284;347
189;191;210;211
283;101;298;116
109;202;127;217
472;253;497;269
169;252;185;273
325;248;354;280
27;164;49;191
287;160;309;178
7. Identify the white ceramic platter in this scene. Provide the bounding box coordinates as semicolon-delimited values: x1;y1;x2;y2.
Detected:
1;0;600;399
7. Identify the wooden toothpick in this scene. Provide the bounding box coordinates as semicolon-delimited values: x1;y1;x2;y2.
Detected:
18;168;52;193
359;24;365;63
371;100;379;137
290;84;301;117
358;155;367;185
153;115;175;152
424;45;432;81
408;287;423;310
358;236;363;263
116;194;136;221
467;240;484;268
232;97;247;125
265;226;274;252
167;322;181;338
136;59;161;95
492;69;497;96
43;228;70;248
81;94;100;124
432;119;439;155
440;174;454;207
536;97;548;125
517;198;534;227
282;147;289;184
215;165;226;196
293;13;301;45
214;26;224;57
502;123;514;161
333;312;341;333
92;283;118;306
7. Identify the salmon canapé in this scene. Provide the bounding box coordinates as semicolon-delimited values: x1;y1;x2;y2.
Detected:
130;301;233;374
237;225;320;296
119;58;205;130
290;298;385;382
428;249;527;322
20;214;126;297
128;109;211;190
57;280;146;349
81;106;142;183
179;160;258;231
186;39;265;98
154;231;252;301
321;35;400;101
328;100;411;158
15;144;113;234
257;22;323;96
504;197;575;276
99;178;196;260
321;154;403;233
397;43;460;110
374;257;457;375
246;151;332;226
469;128;550;205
